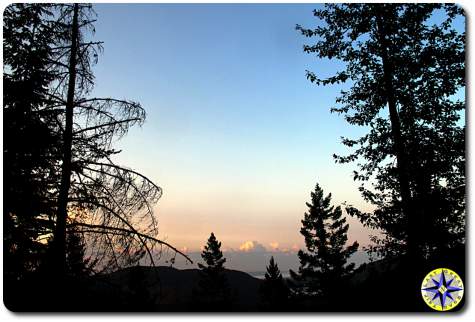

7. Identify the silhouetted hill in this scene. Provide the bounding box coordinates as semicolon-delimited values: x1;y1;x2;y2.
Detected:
6;247;464;312
84;266;262;311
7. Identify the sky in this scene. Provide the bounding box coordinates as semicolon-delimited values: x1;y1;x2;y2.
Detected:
86;3;463;270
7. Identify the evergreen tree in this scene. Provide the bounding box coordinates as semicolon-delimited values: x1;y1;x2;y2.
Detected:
296;4;465;260
259;256;289;311
193;233;231;310
3;3;62;281
65;228;92;277
290;183;358;298
198;232;226;271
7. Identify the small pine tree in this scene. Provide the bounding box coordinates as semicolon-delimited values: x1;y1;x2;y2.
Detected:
193;233;231;311
198;232;226;271
65;229;91;277
290;183;359;299
259;256;290;311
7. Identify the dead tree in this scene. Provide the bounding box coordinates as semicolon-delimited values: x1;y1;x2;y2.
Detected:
46;4;191;275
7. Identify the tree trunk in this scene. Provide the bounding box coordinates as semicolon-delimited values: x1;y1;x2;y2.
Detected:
53;3;79;275
375;12;417;260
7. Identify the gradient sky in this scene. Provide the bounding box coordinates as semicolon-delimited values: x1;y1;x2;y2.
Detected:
87;3;457;256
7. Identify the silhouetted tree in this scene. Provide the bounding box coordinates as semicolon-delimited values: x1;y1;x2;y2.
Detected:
290;183;358;300
3;3;62;282
193;233;231;310
4;5;192;310
259;256;289;311
32;3;191;274
65;228;93;277
297;4;465;260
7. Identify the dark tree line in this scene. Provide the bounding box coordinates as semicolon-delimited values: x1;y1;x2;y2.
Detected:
4;4;190;309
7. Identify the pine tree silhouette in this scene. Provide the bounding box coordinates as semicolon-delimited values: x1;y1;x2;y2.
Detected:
198;232;226;271
65;229;92;277
290;183;358;300
259;256;289;311
193;233;231;311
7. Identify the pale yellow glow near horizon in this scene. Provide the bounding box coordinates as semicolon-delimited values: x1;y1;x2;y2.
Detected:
114;119;378;255
154;173;376;253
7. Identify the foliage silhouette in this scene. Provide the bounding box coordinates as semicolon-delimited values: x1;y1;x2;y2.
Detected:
259;256;290;311
5;3;190;274
3;3;62;283
192;233;232;311
46;3;176;275
3;3;190;310
290;183;358;303
296;3;465;260
65;228;94;276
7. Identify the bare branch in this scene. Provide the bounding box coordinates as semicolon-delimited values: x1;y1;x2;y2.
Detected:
69;222;193;264
73;118;142;135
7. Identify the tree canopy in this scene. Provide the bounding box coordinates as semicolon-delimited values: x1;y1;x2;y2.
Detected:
297;3;465;259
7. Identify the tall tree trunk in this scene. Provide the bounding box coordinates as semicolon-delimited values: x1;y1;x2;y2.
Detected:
375;11;417;260
54;3;79;275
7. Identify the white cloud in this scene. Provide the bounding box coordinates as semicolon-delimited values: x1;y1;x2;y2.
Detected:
238;240;267;252
269;241;279;250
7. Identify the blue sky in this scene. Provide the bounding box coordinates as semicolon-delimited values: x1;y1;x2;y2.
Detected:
87;4;463;258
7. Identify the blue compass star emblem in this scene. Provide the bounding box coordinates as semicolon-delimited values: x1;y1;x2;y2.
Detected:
421;268;464;311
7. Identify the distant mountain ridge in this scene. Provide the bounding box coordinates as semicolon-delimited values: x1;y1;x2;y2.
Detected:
85;266;263;311
170;250;370;274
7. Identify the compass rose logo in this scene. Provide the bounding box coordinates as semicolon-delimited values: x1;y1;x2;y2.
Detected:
421;268;464;311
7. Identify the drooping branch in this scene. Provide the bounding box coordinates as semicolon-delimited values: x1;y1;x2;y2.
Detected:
79;165;157;219
20;3;185;275
68;165;182;270
68;222;193;264
84;161;162;193
73;118;142;135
